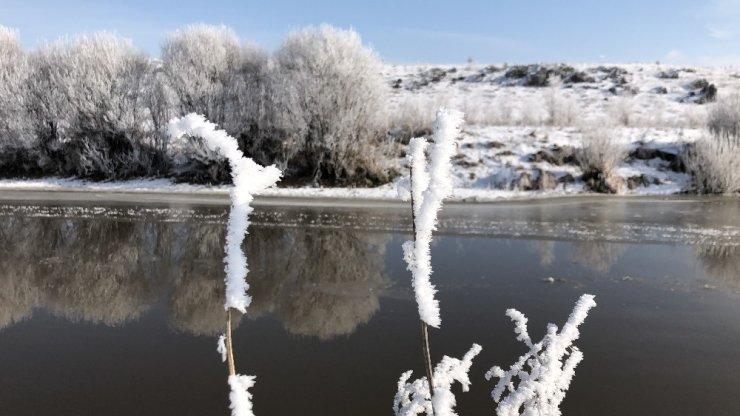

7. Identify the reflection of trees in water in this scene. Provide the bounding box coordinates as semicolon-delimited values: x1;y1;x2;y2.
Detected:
165;223;238;336
529;240;555;267
0;217;157;327
247;228;388;340
569;241;626;273
696;245;740;291
0;212;388;339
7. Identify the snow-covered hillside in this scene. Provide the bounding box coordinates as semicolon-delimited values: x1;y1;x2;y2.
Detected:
383;62;739;198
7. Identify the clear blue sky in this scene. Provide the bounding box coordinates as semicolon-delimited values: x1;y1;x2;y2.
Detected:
2;0;739;65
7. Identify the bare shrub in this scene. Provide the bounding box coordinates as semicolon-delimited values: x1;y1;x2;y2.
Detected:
576;128;628;193
684;95;740;194
391;93;451;138
545;85;579;126
274;25;391;185
608;96;633;127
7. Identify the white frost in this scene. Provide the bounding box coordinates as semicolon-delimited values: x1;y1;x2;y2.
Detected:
486;294;597;416
228;374;256;416
403;108;464;328
217;334;227;362
394;343;482;416
167;113;281;313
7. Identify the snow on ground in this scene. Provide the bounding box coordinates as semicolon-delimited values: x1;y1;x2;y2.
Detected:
2;62;737;202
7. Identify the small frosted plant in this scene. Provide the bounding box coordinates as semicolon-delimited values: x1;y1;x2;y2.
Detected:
486;294;596;416
169;113;281;416
394;344;482;416
395;108;465;415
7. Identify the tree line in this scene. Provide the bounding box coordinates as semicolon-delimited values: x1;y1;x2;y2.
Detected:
0;24;392;185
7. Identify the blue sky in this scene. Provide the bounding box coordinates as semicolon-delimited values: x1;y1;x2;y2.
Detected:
2;0;740;65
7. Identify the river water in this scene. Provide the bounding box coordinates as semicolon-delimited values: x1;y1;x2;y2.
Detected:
0;194;739;415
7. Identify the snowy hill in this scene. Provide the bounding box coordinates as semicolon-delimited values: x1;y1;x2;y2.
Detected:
382;62;740;199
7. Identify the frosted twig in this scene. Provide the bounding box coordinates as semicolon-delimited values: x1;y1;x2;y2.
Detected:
486;294;597;416
168;113;281;416
394;344;482;416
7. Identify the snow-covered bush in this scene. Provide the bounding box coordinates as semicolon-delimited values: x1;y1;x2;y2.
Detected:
394;344;482;416
576;128;628;193
25;33;155;179
162;25;241;127
486;294;596;416
274;25;390;184
685;94;740;194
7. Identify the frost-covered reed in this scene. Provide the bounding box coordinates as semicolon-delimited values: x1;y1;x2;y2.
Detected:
400;108;463;328
168;113;281;313
168;113;281;416
395;108;465;416
486;294;597;416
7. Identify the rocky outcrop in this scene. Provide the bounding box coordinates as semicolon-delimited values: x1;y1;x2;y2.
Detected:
681;79;717;104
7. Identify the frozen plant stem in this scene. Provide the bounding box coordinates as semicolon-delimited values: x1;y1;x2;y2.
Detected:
411;172;436;405
168;114;281;416
226;309;236;376
400;109;463;414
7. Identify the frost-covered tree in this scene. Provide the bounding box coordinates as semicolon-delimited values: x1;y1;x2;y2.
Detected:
274;25;390;184
25;33;154;178
224;44;278;166
142;61;177;155
0;26;33;174
162;25;241;127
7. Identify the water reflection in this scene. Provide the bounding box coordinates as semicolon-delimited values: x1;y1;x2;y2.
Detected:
696;245;740;292
570;241;627;273
248;227;388;339
0;212;388;339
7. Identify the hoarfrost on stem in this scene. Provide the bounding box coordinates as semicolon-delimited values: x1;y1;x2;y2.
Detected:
217;334;227;362
402;108;464;328
167;113;281;313
228;374;256;416
394;343;482;416
486;294;597;416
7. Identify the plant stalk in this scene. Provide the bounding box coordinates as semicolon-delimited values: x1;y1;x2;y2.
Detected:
226;308;236;376
410;165;435;405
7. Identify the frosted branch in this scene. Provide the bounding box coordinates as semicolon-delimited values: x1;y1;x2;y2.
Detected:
486;294;596;416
